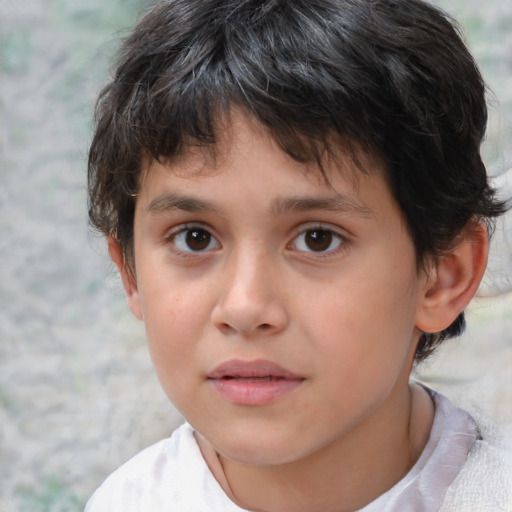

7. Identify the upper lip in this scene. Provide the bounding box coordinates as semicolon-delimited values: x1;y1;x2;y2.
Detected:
208;359;303;380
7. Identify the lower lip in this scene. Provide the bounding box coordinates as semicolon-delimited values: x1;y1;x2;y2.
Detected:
208;378;304;406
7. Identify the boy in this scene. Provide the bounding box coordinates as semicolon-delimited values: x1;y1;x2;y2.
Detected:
86;0;510;510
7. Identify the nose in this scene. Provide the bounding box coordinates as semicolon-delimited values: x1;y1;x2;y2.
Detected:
210;249;289;337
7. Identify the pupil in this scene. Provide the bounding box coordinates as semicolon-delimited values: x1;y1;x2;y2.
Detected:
186;230;210;250
305;230;332;251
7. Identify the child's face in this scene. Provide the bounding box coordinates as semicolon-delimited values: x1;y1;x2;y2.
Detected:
124;113;429;466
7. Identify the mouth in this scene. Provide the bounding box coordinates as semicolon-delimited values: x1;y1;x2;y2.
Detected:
207;359;305;406
221;376;285;381
208;359;302;379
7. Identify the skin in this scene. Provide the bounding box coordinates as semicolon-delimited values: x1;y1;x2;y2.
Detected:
111;112;488;512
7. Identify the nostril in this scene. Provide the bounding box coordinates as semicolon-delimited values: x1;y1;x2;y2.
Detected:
217;323;237;335
259;323;272;331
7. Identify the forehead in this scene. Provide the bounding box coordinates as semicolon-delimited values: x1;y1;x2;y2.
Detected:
134;115;403;239
140;111;386;194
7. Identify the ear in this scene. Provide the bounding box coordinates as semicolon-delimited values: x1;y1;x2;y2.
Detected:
108;236;143;321
415;222;489;334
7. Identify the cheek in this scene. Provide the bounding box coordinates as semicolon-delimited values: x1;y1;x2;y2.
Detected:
141;293;203;409
138;277;207;368
303;271;419;373
143;293;202;349
138;260;212;327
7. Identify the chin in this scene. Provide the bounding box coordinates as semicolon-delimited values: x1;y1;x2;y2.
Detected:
213;432;306;466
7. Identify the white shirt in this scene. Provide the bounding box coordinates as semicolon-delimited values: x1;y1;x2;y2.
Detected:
85;390;479;512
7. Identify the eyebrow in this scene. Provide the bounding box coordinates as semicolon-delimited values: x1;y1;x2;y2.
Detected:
272;195;375;217
147;192;375;218
147;193;219;213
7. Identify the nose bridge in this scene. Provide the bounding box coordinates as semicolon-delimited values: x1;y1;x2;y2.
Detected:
230;242;268;297
212;241;288;335
224;242;275;316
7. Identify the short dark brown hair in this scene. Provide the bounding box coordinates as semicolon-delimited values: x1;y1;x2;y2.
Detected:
88;0;508;361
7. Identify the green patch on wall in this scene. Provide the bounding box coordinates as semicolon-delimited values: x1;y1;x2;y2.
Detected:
0;386;13;409
18;475;85;512
0;32;33;73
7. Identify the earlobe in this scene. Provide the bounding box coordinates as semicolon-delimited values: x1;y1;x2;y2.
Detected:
415;222;489;334
107;236;144;321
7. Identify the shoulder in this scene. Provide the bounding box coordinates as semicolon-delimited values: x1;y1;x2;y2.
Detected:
85;423;192;512
85;423;245;512
439;399;512;511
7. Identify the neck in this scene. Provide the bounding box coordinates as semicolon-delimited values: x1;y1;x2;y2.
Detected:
198;382;434;512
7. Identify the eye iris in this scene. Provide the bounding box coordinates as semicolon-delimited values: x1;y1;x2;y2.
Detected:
305;230;332;251
186;229;211;251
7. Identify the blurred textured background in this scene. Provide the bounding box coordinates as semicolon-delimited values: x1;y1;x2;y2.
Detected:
0;0;511;510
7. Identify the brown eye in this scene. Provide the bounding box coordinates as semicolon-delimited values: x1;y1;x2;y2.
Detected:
305;230;333;251
186;229;211;251
292;228;344;254
172;227;220;253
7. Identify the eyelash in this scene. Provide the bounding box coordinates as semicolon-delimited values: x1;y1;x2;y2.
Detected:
164;223;348;258
288;224;348;258
165;224;221;256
